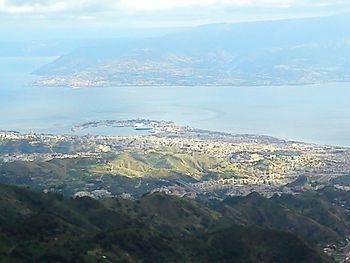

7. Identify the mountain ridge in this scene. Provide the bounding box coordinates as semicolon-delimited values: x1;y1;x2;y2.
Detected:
0;183;333;263
34;14;350;87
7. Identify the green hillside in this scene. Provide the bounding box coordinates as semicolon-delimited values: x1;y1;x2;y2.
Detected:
218;191;350;246
0;183;332;263
91;150;231;180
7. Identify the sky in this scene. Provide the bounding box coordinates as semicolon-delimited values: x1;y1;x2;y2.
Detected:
1;0;350;39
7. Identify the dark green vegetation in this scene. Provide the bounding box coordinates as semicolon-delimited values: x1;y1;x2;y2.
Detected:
0;149;250;197
0;158;183;197
0;137;96;155
218;189;350;246
1;183;344;263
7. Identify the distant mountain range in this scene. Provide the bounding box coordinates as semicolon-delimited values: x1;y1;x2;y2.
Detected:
34;14;350;87
0;183;338;263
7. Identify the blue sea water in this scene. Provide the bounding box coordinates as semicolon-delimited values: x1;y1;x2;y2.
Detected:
1;56;350;146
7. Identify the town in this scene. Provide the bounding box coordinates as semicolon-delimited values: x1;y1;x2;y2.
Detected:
1;119;350;199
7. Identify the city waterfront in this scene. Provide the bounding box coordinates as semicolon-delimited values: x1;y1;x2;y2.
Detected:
1;57;350;146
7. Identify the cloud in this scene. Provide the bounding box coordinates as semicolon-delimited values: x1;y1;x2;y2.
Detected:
117;0;321;10
1;0;350;31
0;0;64;13
0;0;115;13
0;0;349;14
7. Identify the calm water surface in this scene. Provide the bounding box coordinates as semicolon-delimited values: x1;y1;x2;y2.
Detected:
0;57;350;146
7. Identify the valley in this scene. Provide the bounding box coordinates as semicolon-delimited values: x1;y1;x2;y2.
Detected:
0;182;343;263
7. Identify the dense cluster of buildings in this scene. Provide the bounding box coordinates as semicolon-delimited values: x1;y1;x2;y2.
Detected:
1;120;350;198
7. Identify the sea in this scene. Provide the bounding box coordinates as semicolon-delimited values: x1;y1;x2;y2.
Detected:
1;56;350;146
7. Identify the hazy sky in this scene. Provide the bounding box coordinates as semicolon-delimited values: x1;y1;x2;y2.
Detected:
1;0;350;39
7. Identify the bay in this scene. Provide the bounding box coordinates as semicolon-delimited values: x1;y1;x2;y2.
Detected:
0;57;349;146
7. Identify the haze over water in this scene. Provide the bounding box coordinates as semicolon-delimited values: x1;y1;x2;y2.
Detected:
1;56;350;147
